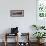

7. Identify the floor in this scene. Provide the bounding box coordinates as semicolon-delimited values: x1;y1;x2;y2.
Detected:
0;42;46;46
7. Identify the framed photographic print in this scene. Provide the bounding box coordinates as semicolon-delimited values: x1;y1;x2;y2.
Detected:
37;0;46;18
36;0;46;26
10;10;24;17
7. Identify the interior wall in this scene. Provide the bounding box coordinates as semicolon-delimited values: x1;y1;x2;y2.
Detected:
0;0;36;42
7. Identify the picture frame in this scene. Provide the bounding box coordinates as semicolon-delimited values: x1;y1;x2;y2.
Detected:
10;10;24;17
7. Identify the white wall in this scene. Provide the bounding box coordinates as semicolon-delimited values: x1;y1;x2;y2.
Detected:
0;0;36;42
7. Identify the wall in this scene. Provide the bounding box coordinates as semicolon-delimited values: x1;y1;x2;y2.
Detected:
0;0;36;42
